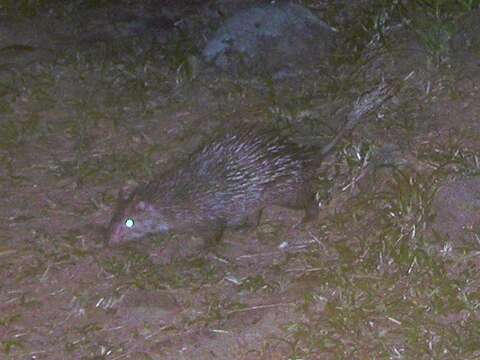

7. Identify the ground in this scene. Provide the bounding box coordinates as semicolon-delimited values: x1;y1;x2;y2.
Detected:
1;1;480;359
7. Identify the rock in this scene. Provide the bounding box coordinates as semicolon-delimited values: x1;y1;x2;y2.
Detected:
432;177;480;243
202;2;336;76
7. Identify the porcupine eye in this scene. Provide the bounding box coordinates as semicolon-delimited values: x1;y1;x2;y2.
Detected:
124;218;135;229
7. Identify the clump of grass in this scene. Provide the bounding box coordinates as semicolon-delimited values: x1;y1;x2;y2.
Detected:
102;252;183;290
459;0;480;10
0;314;24;355
374;168;438;269
276;156;480;358
408;15;455;66
398;0;480;66
102;244;223;290
164;31;200;84
335;0;476;68
419;135;480;176
239;275;278;294
1;339;24;356
0;115;41;150
0;0;44;17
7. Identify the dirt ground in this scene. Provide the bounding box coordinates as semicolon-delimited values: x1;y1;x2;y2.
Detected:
2;1;480;359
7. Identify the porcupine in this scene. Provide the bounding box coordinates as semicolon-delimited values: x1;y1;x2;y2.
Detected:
107;84;390;245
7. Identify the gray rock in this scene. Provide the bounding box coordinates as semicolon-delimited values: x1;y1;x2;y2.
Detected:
202;2;336;75
432;177;480;243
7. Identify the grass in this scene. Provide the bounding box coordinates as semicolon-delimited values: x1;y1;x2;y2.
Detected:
280;213;477;357
2;1;480;359
273;129;479;358
331;0;478;69
419;135;480;176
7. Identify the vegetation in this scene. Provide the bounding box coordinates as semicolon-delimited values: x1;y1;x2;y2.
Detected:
1;0;480;358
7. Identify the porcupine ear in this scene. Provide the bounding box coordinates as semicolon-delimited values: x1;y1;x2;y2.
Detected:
135;201;147;211
117;181;138;202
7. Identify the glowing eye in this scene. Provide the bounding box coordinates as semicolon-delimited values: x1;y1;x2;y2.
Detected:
125;218;135;228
